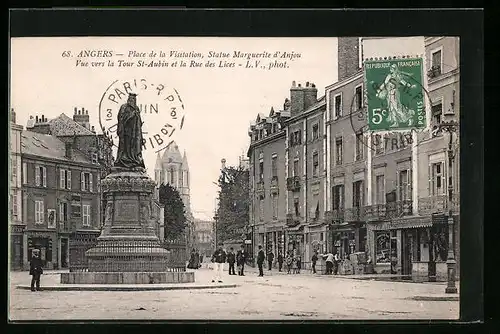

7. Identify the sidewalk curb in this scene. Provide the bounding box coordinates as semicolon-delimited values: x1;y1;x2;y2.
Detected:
16;283;238;292
407;295;459;301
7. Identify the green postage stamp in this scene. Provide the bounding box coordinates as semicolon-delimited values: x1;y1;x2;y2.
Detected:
365;58;426;131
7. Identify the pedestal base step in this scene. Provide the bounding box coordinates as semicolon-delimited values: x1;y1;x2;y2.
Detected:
61;271;194;284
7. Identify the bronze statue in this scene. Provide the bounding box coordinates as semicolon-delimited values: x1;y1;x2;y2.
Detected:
114;93;146;169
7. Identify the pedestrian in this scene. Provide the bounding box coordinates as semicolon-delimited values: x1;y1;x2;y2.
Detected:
187;249;196;269
211;244;226;283
236;244;247;276
296;255;302;274
227;247;236;275
29;249;43;292
292;256;298;274
285;252;293;274
257;245;265;277
320;252;334;275
277;252;283;272
267;250;274;271
194;249;200;269
333;252;340;275
311;251;318;274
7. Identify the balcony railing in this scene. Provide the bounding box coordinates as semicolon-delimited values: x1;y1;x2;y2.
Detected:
418;194;459;216
286;176;301;192
364;200;413;220
428;65;442;78
345;206;365;222
256;181;265;193
331;208;345;222
286;213;300;227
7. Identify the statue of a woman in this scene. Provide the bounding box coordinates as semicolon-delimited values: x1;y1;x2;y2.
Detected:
114;93;146;169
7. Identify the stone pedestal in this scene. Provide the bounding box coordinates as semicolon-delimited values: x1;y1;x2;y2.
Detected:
86;169;169;272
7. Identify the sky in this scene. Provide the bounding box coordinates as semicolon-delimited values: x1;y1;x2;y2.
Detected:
10;37;339;220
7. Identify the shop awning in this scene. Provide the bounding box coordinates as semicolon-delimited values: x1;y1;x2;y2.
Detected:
287;224;304;232
308;222;326;229
369;216;433;230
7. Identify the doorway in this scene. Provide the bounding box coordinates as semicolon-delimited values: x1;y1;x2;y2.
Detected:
61;238;68;268
401;230;415;275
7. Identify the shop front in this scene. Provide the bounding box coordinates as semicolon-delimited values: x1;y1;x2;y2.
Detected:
25;230;58;270
286;225;304;258
329;222;366;259
10;224;25;270
264;225;285;268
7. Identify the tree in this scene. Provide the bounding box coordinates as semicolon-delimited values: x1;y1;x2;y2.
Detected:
216;165;250;244
158;183;187;241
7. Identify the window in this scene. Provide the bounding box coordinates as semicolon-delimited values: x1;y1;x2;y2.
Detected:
22;162;27;184
355;133;364;161
272;193;278;219
271;155;278;179
11;158;17;181
179;171;184;187
334;94;342;118
60;169;72;189
431;162;444;195
375;231;391;264
312;123;319;140
431;102;443;129
398;170;412;201
375;175;385;204
293;159;299;177
312;152;319;177
80;172;93;192
11;191;18;218
431;49;442;75
353;181;364;208
290;130;302;146
35;165;47;187
259;159;264;182
92;152;98;164
35;200;44;224
59;202;68;223
374;134;384;155
259;196;264;221
47;209;56;228
82;204;91;226
335;137;343;165
332;185;345;210
355;85;363;110
293;198;300;217
169;167;175;185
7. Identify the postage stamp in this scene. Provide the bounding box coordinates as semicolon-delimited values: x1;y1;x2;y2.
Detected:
99;78;185;154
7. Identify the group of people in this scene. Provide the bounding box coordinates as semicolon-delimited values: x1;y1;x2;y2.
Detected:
187;249;204;269
210;244;249;283
311;251;341;275
258;247;303;275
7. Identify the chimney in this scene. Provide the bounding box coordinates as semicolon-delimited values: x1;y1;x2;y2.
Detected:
36;116;39;123
10;108;16;123
41;115;45;122
65;142;73;159
74;107;77;114
290;81;305;117
303;82;318;110
338;37;360;81
91;126;95;133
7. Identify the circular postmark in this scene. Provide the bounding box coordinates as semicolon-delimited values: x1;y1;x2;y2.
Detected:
349;56;447;153
99;78;185;154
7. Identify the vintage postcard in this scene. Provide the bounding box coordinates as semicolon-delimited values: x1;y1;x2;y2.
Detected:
9;34;461;321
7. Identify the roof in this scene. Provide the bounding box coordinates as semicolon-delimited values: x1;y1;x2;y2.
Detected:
21;130;93;165
49;113;95;136
160;141;183;164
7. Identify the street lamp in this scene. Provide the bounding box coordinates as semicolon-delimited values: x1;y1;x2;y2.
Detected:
439;117;459;294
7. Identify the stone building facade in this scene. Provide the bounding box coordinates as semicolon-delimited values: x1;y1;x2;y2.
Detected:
10;110;24;270
20;130;101;270
246;37;460;279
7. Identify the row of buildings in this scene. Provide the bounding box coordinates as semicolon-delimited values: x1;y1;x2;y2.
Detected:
9;106;197;270
246;37;460;279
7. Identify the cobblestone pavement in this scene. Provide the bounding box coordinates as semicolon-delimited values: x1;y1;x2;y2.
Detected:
9;268;459;321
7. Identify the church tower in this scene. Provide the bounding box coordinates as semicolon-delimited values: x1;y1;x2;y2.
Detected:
154;141;192;218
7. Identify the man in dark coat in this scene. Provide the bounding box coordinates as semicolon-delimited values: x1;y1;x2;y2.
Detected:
236;244;247;276
257;245;265;277
277;252;283;272
211;244;227;283
29;249;43;292
311;251;319;274
227;247;236;275
267;251;275;271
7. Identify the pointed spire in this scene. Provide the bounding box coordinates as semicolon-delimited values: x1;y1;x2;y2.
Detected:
154;152;163;170
182;150;189;169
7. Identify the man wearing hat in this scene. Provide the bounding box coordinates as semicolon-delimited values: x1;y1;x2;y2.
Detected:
256;245;266;277
29;249;43;292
